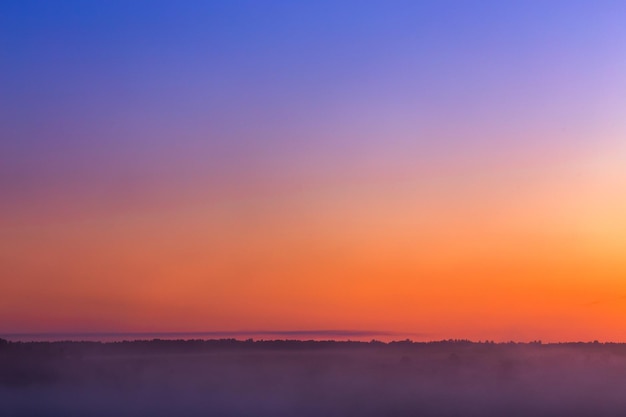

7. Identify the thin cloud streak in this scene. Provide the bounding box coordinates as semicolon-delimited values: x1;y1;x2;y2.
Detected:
1;330;429;342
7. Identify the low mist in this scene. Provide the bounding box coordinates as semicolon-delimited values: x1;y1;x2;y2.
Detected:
2;339;626;416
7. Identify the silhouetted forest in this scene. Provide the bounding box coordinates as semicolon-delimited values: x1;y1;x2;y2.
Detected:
2;338;626;416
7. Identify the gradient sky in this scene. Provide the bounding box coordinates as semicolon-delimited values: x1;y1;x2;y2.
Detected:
1;1;626;341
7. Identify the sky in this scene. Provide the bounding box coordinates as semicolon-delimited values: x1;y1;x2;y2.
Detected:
1;0;626;342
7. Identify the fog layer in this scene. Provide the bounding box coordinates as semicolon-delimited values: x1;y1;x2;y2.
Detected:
2;339;626;416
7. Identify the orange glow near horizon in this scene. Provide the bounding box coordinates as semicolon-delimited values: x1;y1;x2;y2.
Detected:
2;141;626;342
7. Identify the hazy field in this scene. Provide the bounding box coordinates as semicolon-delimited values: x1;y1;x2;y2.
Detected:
2;339;626;416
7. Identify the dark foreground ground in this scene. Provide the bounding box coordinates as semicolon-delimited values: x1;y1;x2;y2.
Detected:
2;338;626;416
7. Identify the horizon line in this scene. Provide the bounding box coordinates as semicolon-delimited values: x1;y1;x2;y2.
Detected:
0;330;618;344
1;329;408;336
0;329;421;342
